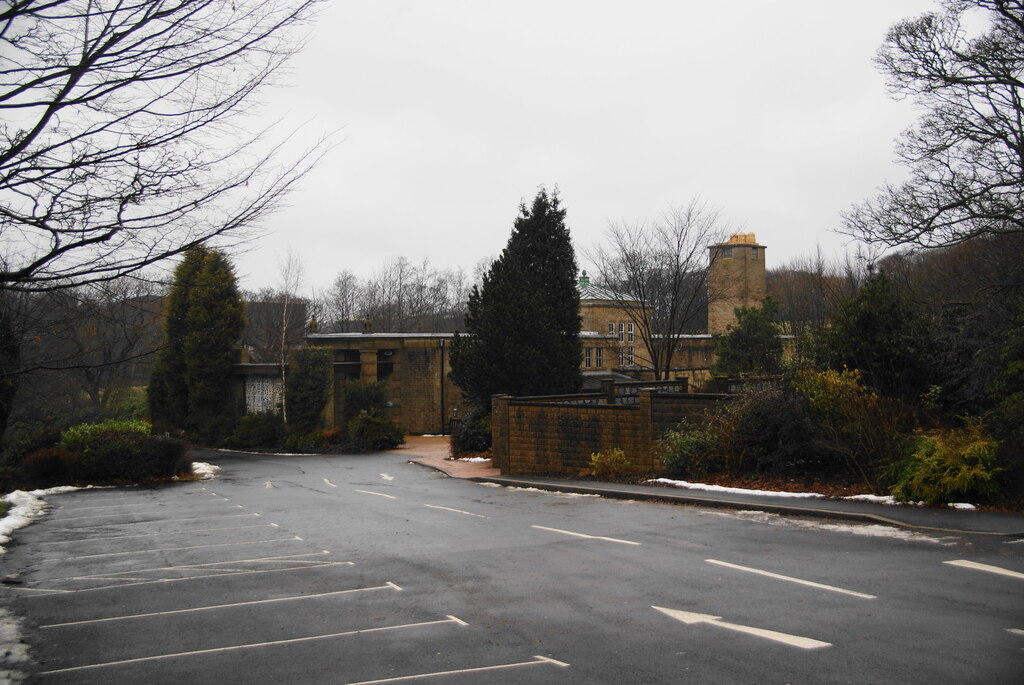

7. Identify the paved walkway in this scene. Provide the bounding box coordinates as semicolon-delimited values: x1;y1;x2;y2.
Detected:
397;436;1024;537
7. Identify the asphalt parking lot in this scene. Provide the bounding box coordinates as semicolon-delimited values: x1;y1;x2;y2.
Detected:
3;447;1022;684
5;480;569;684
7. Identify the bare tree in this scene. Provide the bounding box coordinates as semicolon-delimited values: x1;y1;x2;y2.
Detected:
0;0;327;292
767;247;868;336
588;199;727;380
842;0;1024;248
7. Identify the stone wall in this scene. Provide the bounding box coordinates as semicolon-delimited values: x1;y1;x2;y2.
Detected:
491;389;730;475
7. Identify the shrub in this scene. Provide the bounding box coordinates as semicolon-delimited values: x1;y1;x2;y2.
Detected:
60;418;149;454
450;406;491;455
590;448;632;478
57;418;190;484
890;421;1002;504
337;380;389;426
346;410;405;451
23;447;74;486
792;367;916;491
723;384;829;475
2;422;62;464
227;413;285;449
286;348;331;434
656;423;720;478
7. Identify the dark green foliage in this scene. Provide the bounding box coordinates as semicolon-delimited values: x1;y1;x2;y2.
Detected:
713;297;783;377
149;248;207;427
227;413;286;449
148;247;245;444
0;297;19;440
723;384;830;475
450;407;492;455
656;422;720;478
183;250;245;442
450;187;581;407
1;421;61;464
337;379;389;426
989;299;1024;496
22;447;74;485
286;348;331;435
809;272;931;401
54;419;189;484
346;410;405;451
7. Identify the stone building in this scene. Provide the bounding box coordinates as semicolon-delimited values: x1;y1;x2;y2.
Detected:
303;332;462;436
233;232;772;434
707;232;767;334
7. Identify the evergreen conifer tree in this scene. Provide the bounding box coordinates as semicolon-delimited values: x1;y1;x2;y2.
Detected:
148;248;208;427
451;188;581;408
713;297;783;377
183;250;246;442
810;272;931;401
148;247;245;442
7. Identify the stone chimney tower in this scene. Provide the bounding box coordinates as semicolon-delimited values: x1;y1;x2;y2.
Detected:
707;232;766;334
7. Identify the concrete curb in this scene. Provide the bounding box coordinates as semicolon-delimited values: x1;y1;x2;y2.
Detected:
461;475;1024;538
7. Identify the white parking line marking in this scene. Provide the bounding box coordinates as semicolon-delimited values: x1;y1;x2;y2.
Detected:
324;479;337;487
1008;629;1024;637
356;489;397;500
652;606;831;650
531;525;640;546
34;524;277;544
51;512;258;525
41;582;404;628
42;536;304;562
18;561;355;595
39;616;469;675
944;560;1024;580
705;559;876;599
53;503;160;512
343;654;570;684
424;504;488;519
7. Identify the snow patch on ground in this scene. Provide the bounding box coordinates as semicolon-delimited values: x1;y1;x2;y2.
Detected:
0;608;29;684
648;478;825;499
456;457;490;463
699;508;957;545
191;462;221;480
477;482;502;488
502;486;599;498
652;479;978;510
1;490;56;555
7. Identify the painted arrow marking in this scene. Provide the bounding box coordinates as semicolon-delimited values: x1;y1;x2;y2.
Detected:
652;606;831;650
944;560;1024;580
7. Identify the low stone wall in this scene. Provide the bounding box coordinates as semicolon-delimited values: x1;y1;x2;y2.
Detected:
491;390;729;475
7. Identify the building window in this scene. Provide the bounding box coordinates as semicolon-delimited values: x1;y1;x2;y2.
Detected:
596;347;603;368
627;347;635;365
608;322;615;336
627;322;635;342
584;347;592;368
721;246;733;259
751;247;758;259
618;347;625;366
618;322;624;341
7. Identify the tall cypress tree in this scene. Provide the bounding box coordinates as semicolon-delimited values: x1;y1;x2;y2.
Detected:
148;247;245;442
183;249;246;442
148;248;208;427
451;187;581;407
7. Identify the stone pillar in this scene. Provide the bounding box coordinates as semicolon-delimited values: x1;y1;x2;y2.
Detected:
600;378;615;404
359;349;377;383
490;394;512;474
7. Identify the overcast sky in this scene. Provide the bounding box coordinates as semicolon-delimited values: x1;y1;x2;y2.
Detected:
233;0;940;293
